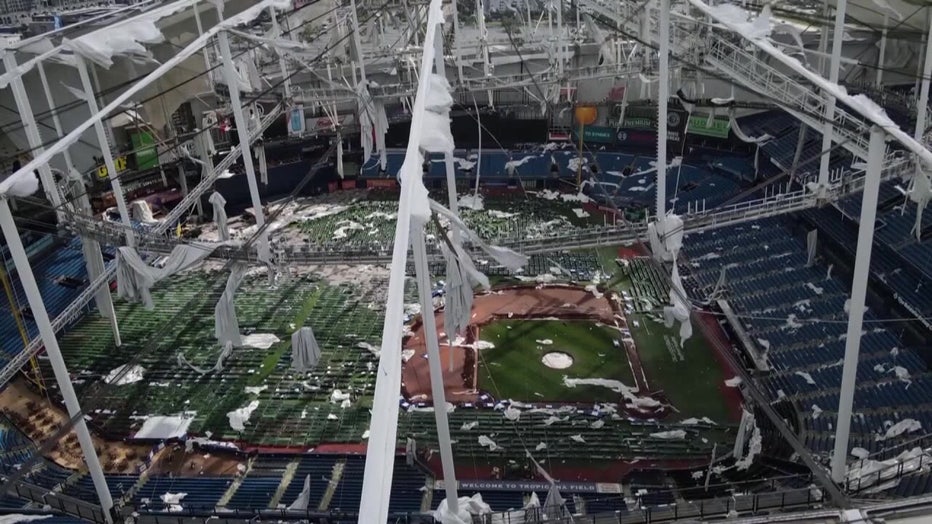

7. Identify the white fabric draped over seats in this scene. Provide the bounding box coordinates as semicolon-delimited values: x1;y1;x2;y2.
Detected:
177;341;233;375
215;263;248;347
288;475;312;510
441;239;482;340
291;327;321;372
117;244;220;309
433;494;492;524
908;171;932;240
209;191;230;241
806;229;818;267
357;81;390;170
542;482;568;519
130;200;156;223
256;145;268;185
662;262;693;346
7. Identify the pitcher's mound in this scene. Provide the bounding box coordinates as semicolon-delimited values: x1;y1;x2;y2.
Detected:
541;351;574;369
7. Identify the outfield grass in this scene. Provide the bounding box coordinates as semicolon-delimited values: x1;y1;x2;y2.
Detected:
477;320;635;403
609;259;731;423
626;312;729;422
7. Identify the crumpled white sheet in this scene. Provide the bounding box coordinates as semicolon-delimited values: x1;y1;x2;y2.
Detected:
130;200;157;223
648;213;684;262
662;261;693;345
291;326;321;372
209;191;230;241
215;263;247;346
177;341;233;374
478;435;500;451
117;244;219;309
433;493;492;524
227;400;259;432
61;0;196;68
4;170;40;197
877;419;922;441
908;171;931;240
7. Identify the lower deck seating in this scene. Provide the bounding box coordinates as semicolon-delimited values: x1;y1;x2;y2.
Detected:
133;476;231;511
328;455;365;512
63;474;138;502
682;214;932;462
224;476;280;510
278;455;340;509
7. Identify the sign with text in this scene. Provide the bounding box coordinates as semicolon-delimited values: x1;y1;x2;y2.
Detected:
571;125;616;144
306;114;353;132
96;156;128;179
687;114;731;139
666;107;688;151
434;479;618;493
622;116;655;130
616;129;656;146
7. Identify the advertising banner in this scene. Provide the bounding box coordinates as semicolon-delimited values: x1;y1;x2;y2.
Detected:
571;126;616;144
288;105;306;136
615;128;656;147
666;107;688;151
306;114;354;132
687;114;731;138
367;179;397;189
621;115;654;130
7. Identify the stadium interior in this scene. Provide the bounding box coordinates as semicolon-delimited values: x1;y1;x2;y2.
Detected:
1;0;932;522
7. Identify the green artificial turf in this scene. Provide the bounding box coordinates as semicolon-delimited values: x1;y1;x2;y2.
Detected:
607;258;731;423
477;320;635;403
625;312;730;423
52;273;385;445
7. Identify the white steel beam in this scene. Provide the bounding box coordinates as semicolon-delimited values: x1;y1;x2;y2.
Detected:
217;29;270;260
656;0;670;219
817;0;847;192
0;198;115;523
831;126;885;482
76;56;136;245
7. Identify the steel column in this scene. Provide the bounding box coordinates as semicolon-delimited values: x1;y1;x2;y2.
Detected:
817;0;847;193
35;61;121;344
75;55;135;246
412;231;459;514
655;0;670;219
3;54;65;214
0;198;115;522
875;16;888;88
913;14;932;140
217;30;269;259
831;126;885;482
